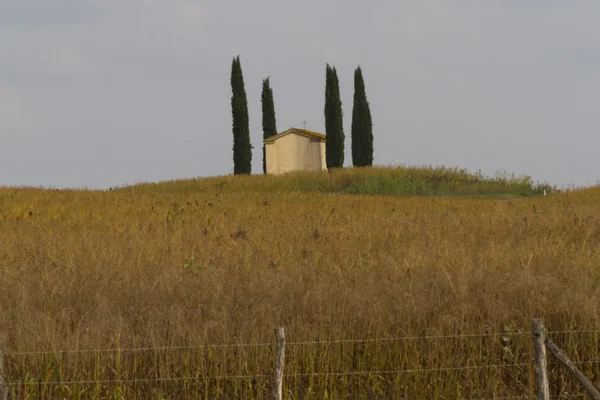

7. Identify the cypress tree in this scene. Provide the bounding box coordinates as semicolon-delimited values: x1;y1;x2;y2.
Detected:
324;64;345;169
331;66;345;168
230;56;252;175
261;77;277;174
351;66;374;167
324;64;333;167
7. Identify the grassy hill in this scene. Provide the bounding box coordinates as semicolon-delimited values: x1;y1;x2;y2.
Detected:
2;165;597;399
115;165;554;198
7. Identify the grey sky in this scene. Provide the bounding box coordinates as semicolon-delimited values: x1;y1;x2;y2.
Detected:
2;1;599;189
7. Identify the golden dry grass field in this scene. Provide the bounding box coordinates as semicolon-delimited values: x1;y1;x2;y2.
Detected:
0;167;598;399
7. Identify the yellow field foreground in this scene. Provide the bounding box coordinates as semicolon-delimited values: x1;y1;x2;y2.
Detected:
0;183;599;398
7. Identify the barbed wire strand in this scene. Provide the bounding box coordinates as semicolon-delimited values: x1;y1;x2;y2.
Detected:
287;363;529;377
472;396;589;400
7;328;600;357
289;328;600;345
6;362;528;386
8;342;273;356
550;329;600;335
464;395;588;400
461;397;531;400
6;374;268;386
462;396;587;400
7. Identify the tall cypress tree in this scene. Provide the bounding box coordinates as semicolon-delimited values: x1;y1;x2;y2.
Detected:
351;66;374;167
331;66;345;168
230;56;252;175
261;77;277;174
324;64;345;169
324;65;333;168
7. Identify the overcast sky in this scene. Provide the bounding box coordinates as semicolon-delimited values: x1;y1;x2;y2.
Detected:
2;1;600;189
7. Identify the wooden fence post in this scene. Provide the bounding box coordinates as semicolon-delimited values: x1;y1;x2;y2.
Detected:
0;346;7;400
273;327;285;400
532;318;550;400
546;338;600;400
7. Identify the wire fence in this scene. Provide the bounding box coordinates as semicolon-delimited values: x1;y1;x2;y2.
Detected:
4;363;527;387
6;328;600;357
3;325;600;399
7;360;600;386
466;396;588;400
464;396;589;400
